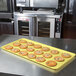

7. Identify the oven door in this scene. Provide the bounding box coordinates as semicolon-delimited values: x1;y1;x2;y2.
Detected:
15;17;34;36
0;0;12;13
36;17;55;38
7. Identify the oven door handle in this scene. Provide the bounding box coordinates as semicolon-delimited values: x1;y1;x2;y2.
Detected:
36;17;38;36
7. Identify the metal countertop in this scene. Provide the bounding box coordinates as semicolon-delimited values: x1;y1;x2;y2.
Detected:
14;12;61;18
0;35;76;76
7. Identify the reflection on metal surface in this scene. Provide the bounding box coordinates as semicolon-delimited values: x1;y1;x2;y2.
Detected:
30;0;58;8
16;0;30;7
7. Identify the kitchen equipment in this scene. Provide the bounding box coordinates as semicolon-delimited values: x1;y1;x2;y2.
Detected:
1;38;76;73
14;10;62;38
36;15;62;38
0;0;14;18
30;0;58;9
14;13;35;36
15;0;65;38
16;0;30;7
16;0;65;9
0;19;14;35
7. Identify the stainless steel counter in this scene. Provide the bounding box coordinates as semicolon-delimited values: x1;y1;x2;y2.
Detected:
14;12;61;18
0;35;76;76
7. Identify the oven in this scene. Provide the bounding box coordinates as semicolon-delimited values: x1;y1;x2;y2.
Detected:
14;12;62;38
0;0;14;18
14;13;35;36
36;17;55;38
36;17;62;38
0;0;13;13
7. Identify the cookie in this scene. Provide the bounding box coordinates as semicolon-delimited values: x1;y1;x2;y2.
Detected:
34;50;43;55
51;50;59;54
46;60;57;67
54;56;64;62
34;44;42;49
13;42;21;47
43;53;52;58
42;47;50;52
28;54;36;59
11;48;20;53
4;45;13;50
19;40;27;43
61;53;71;58
27;42;34;46
26;47;34;52
19;45;28;49
19;51;28;56
36;57;46;62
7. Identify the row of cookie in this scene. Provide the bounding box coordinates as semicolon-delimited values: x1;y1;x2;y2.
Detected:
4;46;71;60
4;45;71;58
5;44;55;52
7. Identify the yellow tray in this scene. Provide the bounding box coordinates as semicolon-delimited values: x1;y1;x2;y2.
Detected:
1;38;76;73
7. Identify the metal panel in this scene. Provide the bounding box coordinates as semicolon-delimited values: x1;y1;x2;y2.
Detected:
16;0;30;7
30;0;58;8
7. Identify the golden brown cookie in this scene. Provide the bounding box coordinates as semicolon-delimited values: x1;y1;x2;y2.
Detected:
11;48;20;53
19;45;28;49
4;45;13;50
36;57;46;62
46;60;57;67
42;47;50;52
43;53;52;58
19;51;28;56
61;53;71;58
13;42;21;47
26;47;34;52
51;50;59;54
27;42;34;46
28;54;36;59
19;40;27;43
54;56;64;62
34;50;43;55
34;44;42;49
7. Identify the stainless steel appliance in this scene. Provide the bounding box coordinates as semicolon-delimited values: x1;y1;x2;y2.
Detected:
16;0;65;9
36;17;62;38
0;0;14;18
15;0;65;38
14;13;35;36
0;0;12;12
14;10;62;38
16;0;30;7
30;0;58;9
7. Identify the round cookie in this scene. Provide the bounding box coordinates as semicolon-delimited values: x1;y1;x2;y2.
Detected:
36;57;46;62
43;53;52;58
42;47;50;52
28;54;36;59
11;48;20;53
4;45;13;50
51;50;59;54
34;44;42;49
54;56;64;62
19;45;28;49
34;50;43;55
13;42;21;47
27;42;34;46
19;40;27;43
26;47;34;52
19;51;28;56
46;60;57;67
61;53;71;58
